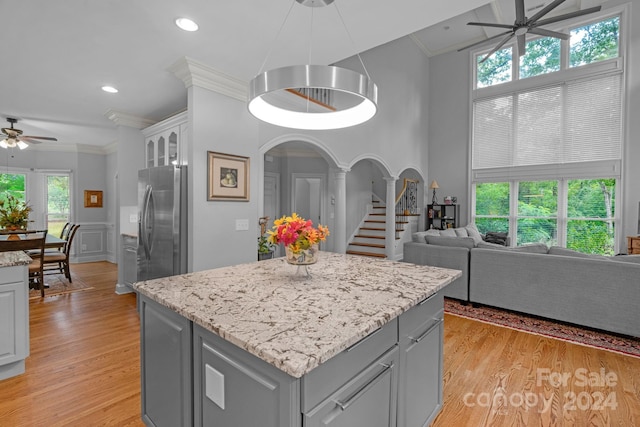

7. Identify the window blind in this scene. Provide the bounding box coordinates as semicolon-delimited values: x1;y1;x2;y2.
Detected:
472;73;622;170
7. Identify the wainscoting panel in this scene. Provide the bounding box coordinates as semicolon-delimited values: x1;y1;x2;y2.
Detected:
72;223;110;263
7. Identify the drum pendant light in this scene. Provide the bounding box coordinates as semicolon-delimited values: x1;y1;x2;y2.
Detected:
248;0;378;130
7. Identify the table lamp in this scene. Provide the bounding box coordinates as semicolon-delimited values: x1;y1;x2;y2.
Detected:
429;180;439;205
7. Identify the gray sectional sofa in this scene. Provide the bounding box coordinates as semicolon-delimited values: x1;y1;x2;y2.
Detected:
403;226;640;338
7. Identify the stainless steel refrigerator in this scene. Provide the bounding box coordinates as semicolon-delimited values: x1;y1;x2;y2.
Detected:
138;165;187;281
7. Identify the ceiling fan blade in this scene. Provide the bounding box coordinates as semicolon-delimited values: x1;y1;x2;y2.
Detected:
21;135;58;141
528;0;566;23
534;6;602;27
479;33;515;63
457;30;514;52
517;34;526;57
515;0;525;24
467;22;515;30
528;27;570;40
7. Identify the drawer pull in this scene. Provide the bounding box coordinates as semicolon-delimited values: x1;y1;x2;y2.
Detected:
346;327;382;352
409;318;442;344
418;293;436;305
335;362;394;411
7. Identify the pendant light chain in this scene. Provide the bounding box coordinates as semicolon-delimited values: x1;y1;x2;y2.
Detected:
332;1;372;80
256;0;298;76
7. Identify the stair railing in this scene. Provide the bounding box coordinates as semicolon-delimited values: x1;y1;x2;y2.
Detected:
395;179;419;233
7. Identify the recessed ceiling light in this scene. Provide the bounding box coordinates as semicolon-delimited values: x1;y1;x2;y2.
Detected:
102;86;118;93
175;18;198;32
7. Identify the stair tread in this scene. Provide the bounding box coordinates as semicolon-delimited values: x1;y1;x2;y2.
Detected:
347;250;387;258
349;242;386;248
355;234;385;239
364;220;385;223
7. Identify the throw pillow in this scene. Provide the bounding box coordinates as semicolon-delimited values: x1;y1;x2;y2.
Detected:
454;228;469;237
426;235;475;249
475;242;548;254
465;223;484;245
411;231;429;243
440;228;457;237
425;229;441;236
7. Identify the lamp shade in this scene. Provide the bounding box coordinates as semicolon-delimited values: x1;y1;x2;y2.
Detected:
429;180;440;190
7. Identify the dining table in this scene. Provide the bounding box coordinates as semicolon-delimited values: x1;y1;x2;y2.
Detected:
0;233;66;250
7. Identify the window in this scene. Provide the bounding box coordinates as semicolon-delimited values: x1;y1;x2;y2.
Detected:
475;15;620;88
0;172;26;203
471;10;625;255
46;174;70;237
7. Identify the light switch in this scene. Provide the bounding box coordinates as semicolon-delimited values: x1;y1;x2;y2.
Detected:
205;364;225;410
235;219;249;231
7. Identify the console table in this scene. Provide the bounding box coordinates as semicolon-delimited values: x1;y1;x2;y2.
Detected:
628;236;640;255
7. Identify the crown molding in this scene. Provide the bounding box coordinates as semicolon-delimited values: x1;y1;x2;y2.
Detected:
104;109;157;129
168;56;248;101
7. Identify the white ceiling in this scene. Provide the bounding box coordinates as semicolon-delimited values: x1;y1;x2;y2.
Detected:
1;0;606;149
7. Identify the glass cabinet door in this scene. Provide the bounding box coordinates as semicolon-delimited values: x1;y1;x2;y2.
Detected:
146;140;155;168
157;136;165;166
168;131;178;165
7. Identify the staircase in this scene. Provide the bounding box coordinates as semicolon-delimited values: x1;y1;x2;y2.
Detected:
346;201;409;258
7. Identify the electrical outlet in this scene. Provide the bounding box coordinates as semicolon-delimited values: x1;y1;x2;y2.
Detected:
130;214;138;223
81;244;87;251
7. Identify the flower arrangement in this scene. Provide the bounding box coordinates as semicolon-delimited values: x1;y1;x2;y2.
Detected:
268;213;329;255
0;194;32;229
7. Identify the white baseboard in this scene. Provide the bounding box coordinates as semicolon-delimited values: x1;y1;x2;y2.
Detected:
115;283;134;295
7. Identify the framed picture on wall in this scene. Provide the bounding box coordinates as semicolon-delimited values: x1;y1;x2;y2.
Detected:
84;190;103;208
207;151;250;201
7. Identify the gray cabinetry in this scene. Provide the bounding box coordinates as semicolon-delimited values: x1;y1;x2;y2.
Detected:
140;296;192;427
0;264;29;380
397;292;444;427
122;235;137;287
303;346;399;427
193;325;299;427
139;291;446;427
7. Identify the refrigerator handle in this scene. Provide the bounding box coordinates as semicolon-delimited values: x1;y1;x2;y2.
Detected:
142;185;152;260
147;188;156;256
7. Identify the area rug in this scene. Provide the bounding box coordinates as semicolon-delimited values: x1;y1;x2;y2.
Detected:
444;298;640;358
29;273;93;299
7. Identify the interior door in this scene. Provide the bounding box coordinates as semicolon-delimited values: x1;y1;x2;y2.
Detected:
263;172;280;256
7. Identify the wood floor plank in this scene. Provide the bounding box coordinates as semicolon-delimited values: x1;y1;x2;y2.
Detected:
0;262;638;426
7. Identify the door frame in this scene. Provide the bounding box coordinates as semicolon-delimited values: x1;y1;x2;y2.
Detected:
291;173;327;239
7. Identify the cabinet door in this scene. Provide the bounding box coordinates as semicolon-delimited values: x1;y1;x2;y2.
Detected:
123;245;137;286
0;276;28;367
397;316;443;427
146;139;155;168
304;346;399;427
193;325;299;427
140;296;192;427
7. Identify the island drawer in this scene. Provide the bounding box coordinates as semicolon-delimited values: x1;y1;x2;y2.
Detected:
301;318;398;412
399;291;443;337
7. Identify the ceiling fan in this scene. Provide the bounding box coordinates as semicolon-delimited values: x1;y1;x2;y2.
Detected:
459;0;602;63
1;118;58;150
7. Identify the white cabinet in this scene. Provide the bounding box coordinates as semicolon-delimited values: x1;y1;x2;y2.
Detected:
0;264;29;380
142;111;188;168
122;234;137;288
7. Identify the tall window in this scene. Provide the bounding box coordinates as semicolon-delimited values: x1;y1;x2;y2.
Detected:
471;10;624;255
46;174;70;237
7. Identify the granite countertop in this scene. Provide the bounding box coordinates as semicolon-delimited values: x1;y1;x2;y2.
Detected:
0;251;32;267
133;252;461;378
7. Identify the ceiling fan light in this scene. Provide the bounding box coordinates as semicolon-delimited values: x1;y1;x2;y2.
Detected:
0;139;8;149
17;140;29;150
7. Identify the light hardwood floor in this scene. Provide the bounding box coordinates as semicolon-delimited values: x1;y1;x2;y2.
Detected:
0;262;638;426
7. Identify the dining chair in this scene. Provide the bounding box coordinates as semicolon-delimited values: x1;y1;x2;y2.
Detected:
0;230;48;297
43;224;80;283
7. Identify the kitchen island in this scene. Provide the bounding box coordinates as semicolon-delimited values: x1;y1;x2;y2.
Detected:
133;252;460;427
0;251;31;380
